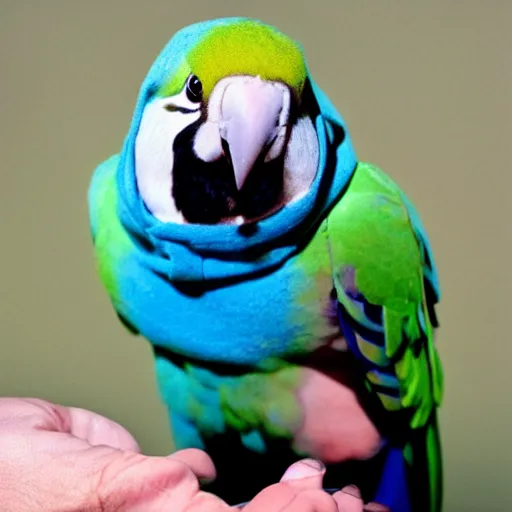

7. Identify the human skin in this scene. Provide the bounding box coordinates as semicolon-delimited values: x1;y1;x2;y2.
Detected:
0;398;388;511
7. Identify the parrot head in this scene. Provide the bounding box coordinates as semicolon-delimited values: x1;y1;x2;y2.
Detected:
134;18;321;225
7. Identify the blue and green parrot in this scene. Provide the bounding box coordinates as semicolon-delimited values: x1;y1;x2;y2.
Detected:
88;17;443;511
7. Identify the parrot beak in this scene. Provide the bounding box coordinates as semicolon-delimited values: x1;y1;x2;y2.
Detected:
219;77;289;190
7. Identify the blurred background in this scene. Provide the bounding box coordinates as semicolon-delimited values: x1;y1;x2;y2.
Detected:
1;1;510;510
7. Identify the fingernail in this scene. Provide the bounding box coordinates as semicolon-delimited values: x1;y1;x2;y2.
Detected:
281;458;325;480
363;503;391;512
301;458;325;471
341;485;361;499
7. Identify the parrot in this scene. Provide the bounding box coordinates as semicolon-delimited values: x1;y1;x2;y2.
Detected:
88;17;444;512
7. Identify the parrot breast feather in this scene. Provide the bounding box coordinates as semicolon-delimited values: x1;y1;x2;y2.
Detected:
326;162;443;430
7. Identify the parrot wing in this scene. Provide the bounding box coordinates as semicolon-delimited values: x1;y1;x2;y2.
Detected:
326;162;443;512
88;154;140;335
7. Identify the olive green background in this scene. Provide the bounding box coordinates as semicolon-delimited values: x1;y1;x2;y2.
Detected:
1;1;510;510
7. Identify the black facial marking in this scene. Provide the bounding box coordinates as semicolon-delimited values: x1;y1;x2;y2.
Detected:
164;104;199;114
297;77;321;119
172;119;285;224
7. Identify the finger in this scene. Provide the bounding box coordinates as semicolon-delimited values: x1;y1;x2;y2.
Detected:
242;484;337;512
279;459;326;490
242;483;294;511
333;486;364;512
168;448;217;483
283;489;339;512
66;406;141;452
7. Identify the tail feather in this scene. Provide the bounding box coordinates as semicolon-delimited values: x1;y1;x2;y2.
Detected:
373;412;442;512
407;412;443;512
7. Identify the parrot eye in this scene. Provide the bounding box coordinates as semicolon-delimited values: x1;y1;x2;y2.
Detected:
186;75;203;103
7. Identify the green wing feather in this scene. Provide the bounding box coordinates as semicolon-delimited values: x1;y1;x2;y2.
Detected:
326;162;444;511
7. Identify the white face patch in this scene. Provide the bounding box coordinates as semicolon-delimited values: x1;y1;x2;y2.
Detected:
135;88;201;223
283;115;319;204
193;121;223;163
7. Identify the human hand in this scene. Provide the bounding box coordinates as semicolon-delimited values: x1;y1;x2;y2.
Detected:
0;397;221;511
0;397;388;511
237;459;390;512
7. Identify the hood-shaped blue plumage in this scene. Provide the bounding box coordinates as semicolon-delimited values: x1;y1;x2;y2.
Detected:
115;17;358;283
